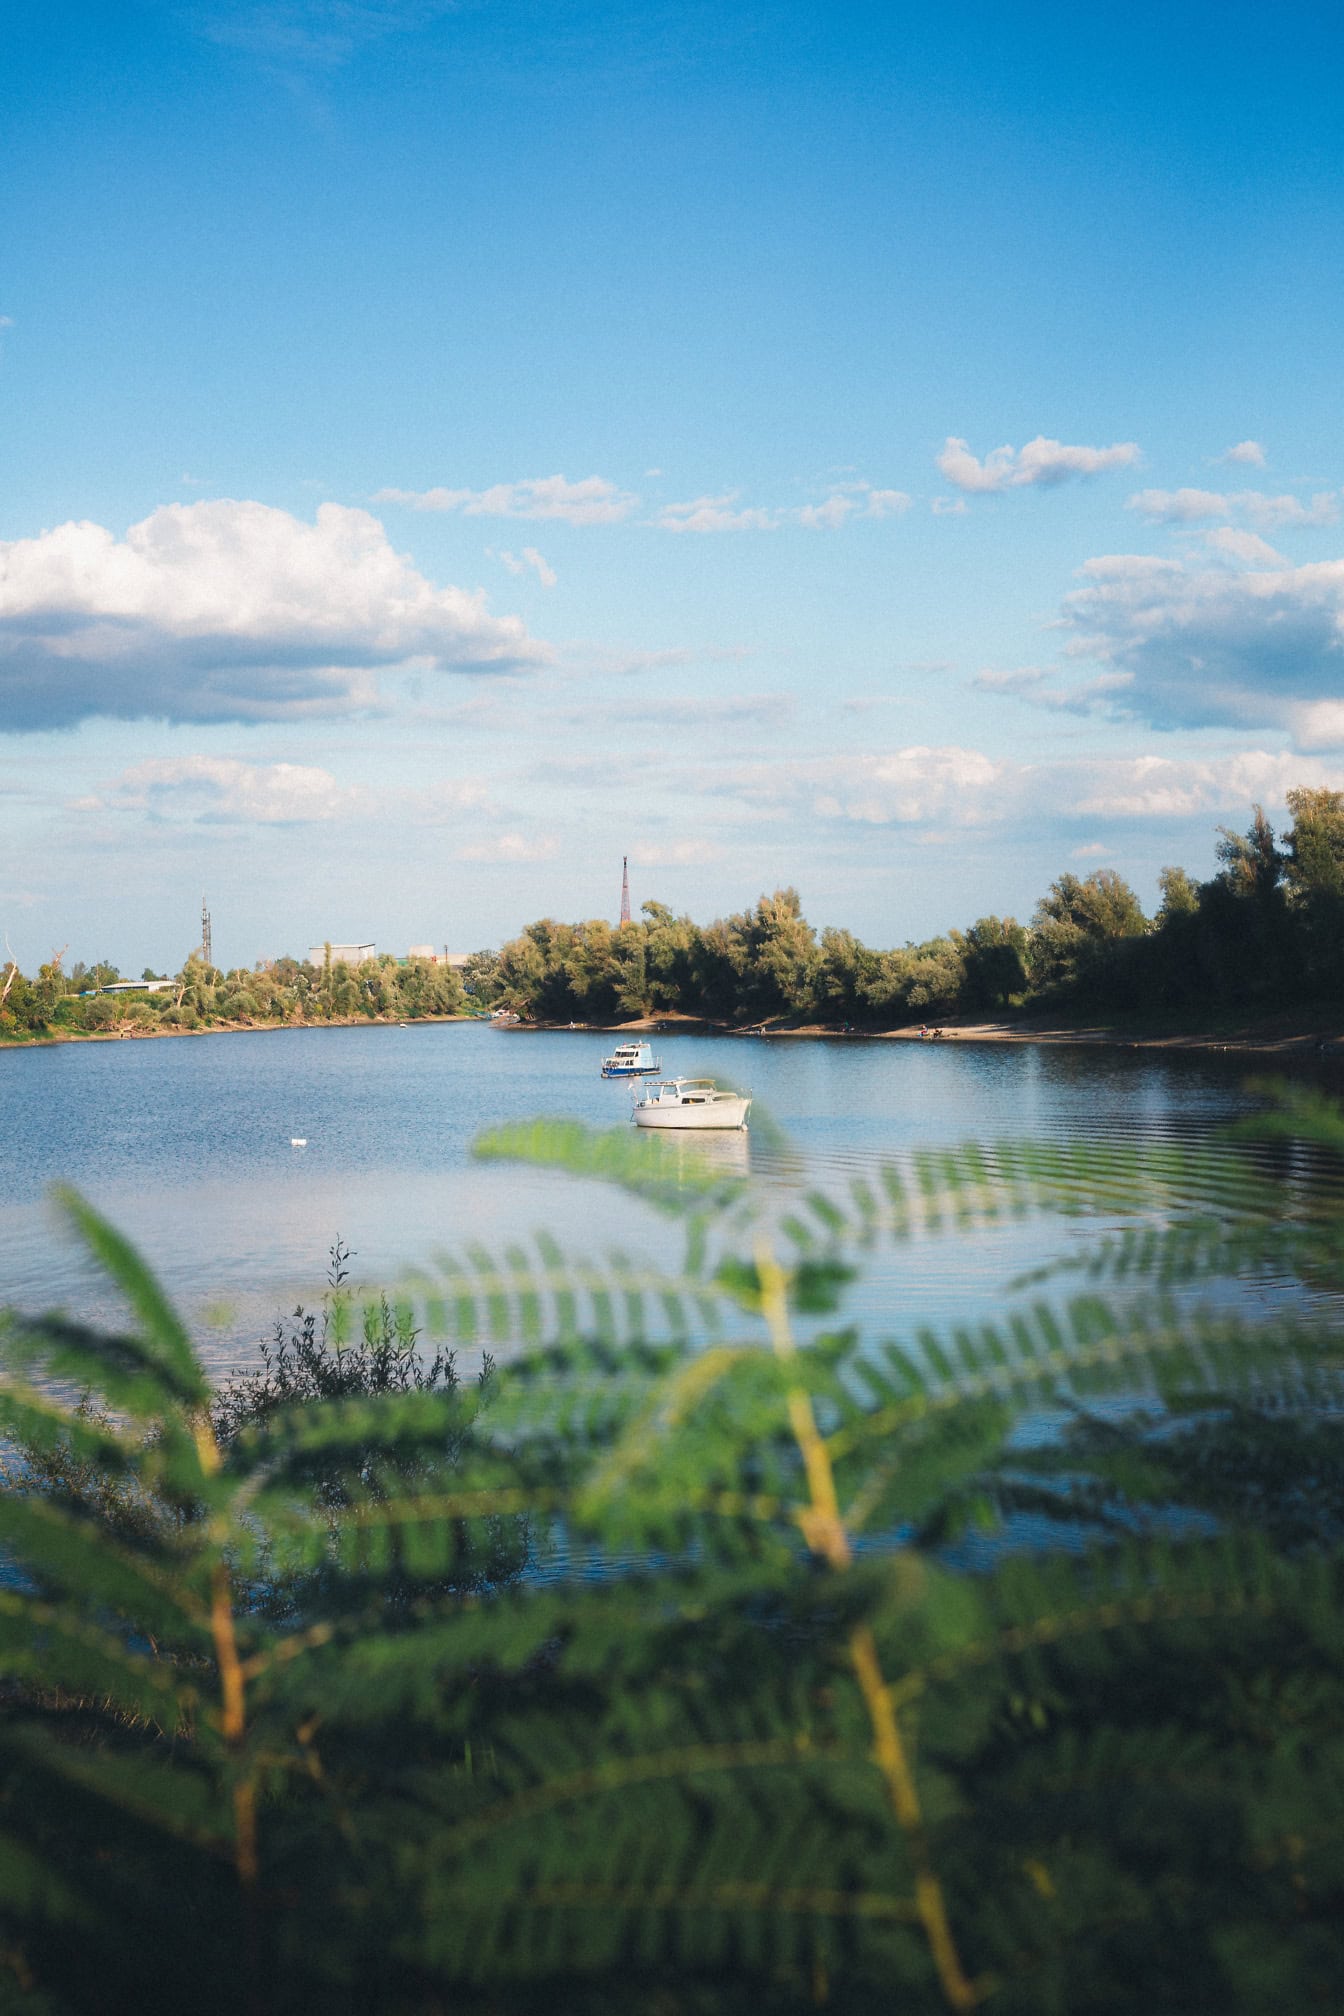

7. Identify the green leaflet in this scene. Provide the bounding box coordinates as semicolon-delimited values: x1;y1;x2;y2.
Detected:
0;1103;1342;2013
51;1188;208;1410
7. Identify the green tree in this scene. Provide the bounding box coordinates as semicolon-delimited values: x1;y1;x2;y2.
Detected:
1198;805;1296;1007
462;949;502;1003
1029;870;1148;1004
1283;786;1344;993
813;926;886;1024
959;915;1029;1012
641;901;699;1011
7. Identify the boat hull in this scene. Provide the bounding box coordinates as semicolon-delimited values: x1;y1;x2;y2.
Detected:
633;1097;751;1131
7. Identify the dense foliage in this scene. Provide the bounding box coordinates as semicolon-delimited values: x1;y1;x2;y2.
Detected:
473;786;1344;1026
0;944;465;1042
5;790;1343;1042
1;1096;1343;2012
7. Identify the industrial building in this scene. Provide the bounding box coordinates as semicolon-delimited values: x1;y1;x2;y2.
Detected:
307;943;376;966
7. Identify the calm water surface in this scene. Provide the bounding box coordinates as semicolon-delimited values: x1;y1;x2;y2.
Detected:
2;1023;1341;1380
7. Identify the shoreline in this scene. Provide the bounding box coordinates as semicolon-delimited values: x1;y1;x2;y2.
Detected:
0;1011;474;1052
4;1006;1343;1062
520;1007;1344;1059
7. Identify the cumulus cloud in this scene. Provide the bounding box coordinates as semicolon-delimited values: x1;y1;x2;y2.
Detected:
375;475;637;526
718;742;1344;835
0;499;544;729
1062;548;1344;743
1218;440;1267;466
937;435;1140;494
73;757;365;825
1127;487;1338;528
1286;702;1344;752
496;546;558;587
1070;751;1344;819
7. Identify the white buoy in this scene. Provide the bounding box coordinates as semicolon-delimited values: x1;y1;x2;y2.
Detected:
290;1137;307;1147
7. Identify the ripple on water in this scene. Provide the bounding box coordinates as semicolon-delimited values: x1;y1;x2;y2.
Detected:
1;1023;1341;1378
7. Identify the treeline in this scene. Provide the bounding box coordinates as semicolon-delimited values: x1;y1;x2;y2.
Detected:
473;786;1344;1026
0;947;466;1041
6;788;1342;1043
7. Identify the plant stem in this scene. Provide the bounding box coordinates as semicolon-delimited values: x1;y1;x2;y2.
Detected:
756;1242;983;2012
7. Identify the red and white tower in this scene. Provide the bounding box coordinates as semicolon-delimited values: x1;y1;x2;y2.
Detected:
619;855;631;926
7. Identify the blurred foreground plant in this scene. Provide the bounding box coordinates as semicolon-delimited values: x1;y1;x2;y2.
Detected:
0;1102;1342;2013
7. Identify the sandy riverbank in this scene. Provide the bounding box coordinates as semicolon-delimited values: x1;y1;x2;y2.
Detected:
7;1006;1343;1061
537;1008;1344;1058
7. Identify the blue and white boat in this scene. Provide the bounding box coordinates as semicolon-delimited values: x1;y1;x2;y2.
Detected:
601;1039;662;1078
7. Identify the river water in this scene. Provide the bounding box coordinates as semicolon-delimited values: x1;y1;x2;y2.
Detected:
2;1022;1341;1381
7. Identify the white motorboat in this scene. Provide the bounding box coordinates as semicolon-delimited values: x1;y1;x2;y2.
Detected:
631;1077;751;1130
601;1039;662;1078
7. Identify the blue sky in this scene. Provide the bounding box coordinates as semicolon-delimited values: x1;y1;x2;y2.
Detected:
5;0;1344;972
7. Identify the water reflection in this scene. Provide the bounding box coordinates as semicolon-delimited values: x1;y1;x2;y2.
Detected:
639;1128;752;1184
0;1022;1340;1381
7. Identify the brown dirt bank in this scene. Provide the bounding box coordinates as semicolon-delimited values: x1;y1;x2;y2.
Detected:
514;1009;1344;1058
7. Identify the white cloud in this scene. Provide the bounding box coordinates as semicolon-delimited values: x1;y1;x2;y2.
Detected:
520;546;557;587
972;665;1132;715
731;745;1008;827
496;546;558;587
937;435;1141;494
1070;751;1344;819
1126;487;1229;524
931;496;968;516
1218;440;1267;466
456;831;560;863
1062;548;1344;743
0;499;544;729
632;838;723;866
395;777;497;823
717;742;1344;836
795;485;911;528
1127;487;1338;528
375;475;637;526
1287;701;1344;752
562;643;754;680
1203;527;1284;566
655;481;908;533
199;2;452;69
655;493;777;534
75;757;365;825
542;692;790;734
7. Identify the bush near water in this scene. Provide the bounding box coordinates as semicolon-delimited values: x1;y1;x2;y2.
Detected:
1;1094;1344;2011
5;789;1344;1040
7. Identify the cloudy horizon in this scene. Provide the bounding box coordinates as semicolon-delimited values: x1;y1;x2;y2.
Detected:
5;1;1344;971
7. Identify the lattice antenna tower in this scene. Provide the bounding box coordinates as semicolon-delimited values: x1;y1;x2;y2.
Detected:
619;855;631;926
201;895;213;970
